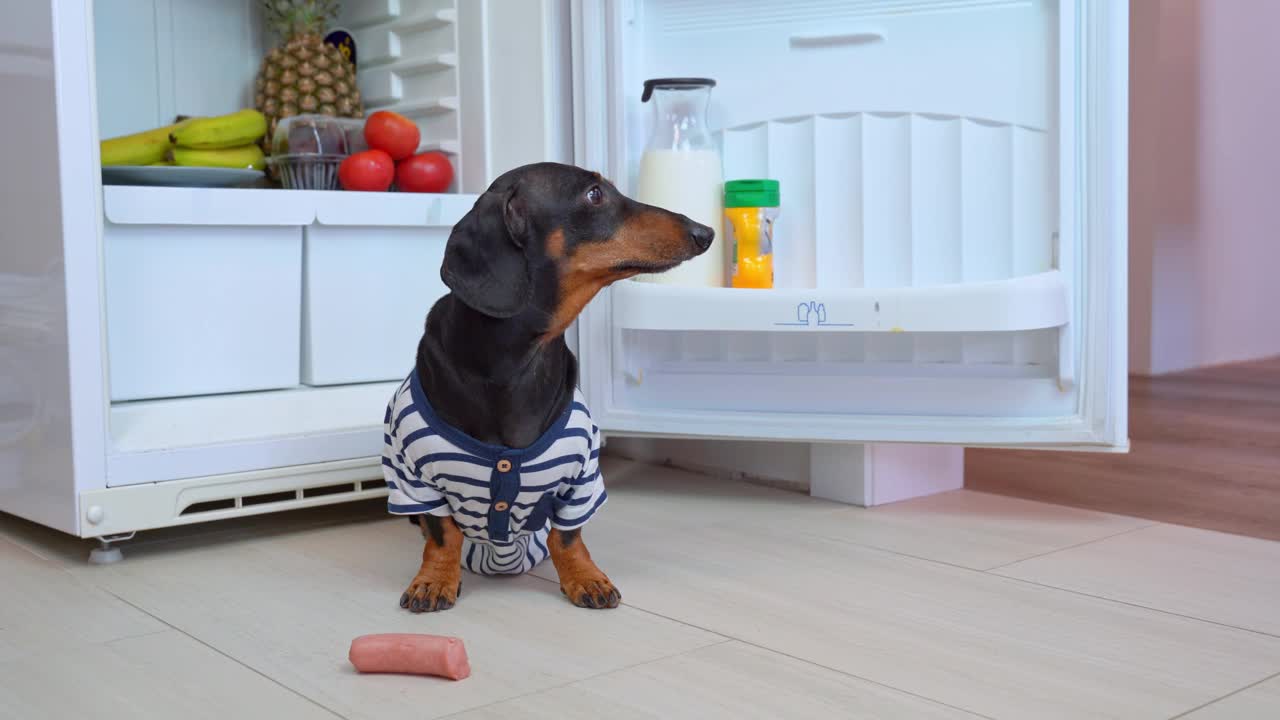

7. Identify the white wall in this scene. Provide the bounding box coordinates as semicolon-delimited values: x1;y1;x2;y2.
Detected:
1130;0;1280;374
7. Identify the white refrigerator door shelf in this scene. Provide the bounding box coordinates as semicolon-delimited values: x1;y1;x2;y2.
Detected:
611;271;1069;334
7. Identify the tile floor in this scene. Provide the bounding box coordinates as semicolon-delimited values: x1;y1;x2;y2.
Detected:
2;457;1279;719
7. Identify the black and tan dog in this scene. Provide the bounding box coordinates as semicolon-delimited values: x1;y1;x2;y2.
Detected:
382;162;712;611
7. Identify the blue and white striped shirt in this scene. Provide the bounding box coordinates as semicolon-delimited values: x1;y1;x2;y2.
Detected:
381;370;606;575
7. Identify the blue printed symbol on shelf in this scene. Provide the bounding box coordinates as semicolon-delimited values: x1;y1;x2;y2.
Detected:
774;301;854;327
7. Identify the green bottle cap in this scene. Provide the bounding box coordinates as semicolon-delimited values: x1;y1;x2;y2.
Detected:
724;179;780;208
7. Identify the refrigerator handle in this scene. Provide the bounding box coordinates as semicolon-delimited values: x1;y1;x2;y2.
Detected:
789;30;886;50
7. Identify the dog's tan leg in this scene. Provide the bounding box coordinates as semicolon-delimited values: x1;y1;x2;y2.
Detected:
401;515;464;612
548;528;621;609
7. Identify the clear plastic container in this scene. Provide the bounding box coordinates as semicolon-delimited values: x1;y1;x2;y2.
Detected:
268;115;367;190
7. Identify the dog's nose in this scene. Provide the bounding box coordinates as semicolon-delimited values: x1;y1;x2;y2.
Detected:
688;222;715;252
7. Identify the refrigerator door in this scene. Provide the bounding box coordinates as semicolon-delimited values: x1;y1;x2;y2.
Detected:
0;0;109;532
571;0;1127;449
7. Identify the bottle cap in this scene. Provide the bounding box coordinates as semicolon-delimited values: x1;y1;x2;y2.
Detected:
724;179;780;208
641;78;716;102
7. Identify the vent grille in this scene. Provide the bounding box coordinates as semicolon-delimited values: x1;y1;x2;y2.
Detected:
178;478;386;516
304;483;358;499
242;490;298;507
180;499;236;515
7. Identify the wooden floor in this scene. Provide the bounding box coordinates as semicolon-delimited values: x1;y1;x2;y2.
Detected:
4;459;1280;719
968;356;1280;541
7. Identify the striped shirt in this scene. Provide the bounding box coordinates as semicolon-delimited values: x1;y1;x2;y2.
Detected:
381;370;606;576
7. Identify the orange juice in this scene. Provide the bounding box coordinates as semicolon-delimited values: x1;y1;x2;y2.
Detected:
725;180;780;289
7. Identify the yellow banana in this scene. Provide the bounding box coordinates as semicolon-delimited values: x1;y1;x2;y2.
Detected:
169;144;266;171
100;121;186;166
170;109;267;149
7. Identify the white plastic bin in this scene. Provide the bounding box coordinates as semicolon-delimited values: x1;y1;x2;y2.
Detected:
104;187;310;402
301;192;475;386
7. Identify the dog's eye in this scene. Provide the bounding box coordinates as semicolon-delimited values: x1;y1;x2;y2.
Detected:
585;185;604;206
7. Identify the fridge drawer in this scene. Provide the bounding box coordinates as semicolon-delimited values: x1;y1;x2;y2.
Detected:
300;192;475;386
103;187;310;402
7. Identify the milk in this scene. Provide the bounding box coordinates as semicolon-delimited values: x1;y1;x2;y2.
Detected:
635;149;725;287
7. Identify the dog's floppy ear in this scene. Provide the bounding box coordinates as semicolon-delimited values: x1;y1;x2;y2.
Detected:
440;185;530;318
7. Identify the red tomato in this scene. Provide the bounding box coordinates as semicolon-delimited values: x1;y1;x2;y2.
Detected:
395;152;454;193
338;149;395;191
363;111;420;161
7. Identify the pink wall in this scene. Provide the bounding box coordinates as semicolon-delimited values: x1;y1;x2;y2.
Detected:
1129;0;1280;375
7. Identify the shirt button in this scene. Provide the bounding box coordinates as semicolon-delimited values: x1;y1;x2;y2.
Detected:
493;501;510;512
496;459;512;472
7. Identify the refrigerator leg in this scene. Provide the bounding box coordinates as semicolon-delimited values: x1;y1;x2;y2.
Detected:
87;532;135;565
809;444;963;507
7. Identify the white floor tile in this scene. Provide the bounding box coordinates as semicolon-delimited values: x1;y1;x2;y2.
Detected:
552;513;1280;720
0;536;163;662
75;515;722;720
448;641;982;720
996;523;1280;636
6;460;1280;720
803;490;1152;570
567;461;846;535
0;630;335;720
568;469;1148;572
1181;674;1280;720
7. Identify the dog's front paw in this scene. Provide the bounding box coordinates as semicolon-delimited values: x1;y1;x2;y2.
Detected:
400;572;462;613
560;572;621;609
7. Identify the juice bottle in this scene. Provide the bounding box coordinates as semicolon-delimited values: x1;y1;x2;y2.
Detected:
725;179;780;289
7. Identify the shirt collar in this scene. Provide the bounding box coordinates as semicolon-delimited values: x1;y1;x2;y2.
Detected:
407;369;576;461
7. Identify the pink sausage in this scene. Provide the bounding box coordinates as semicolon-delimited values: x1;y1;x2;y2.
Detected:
349;633;471;680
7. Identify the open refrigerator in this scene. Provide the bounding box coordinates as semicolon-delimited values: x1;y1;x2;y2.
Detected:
0;0;1127;548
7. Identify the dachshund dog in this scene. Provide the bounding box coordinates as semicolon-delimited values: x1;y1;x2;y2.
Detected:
381;162;713;611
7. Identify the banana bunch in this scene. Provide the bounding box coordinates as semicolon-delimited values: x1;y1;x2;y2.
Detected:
100;109;267;170
100;120;192;166
168;109;267;170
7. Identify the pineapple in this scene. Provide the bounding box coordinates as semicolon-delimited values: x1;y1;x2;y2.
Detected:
255;0;363;143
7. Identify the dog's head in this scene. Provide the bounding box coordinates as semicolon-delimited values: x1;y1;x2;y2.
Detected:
441;162;714;339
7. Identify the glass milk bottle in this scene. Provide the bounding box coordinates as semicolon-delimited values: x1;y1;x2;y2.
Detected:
635;78;725;286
